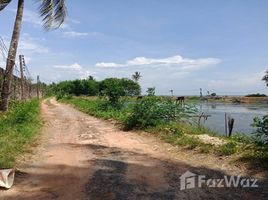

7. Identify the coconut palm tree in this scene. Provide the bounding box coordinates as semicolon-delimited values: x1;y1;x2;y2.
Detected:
0;0;67;111
132;71;142;83
262;70;268;87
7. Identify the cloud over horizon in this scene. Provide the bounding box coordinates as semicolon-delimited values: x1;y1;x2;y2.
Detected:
95;55;221;72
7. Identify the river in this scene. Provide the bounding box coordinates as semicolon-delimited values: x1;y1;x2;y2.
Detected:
197;102;268;135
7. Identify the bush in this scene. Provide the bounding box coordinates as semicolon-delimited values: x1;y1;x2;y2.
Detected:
99;78;140;104
51;78;99;97
124;96;196;129
252;114;268;145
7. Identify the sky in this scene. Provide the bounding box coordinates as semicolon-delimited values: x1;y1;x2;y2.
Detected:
0;0;268;95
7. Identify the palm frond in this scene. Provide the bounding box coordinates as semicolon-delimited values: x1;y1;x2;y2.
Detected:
0;0;12;11
38;0;67;30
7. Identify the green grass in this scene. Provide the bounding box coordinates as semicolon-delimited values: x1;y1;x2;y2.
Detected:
238;147;268;169
216;142;237;156
0;99;41;169
61;97;132;122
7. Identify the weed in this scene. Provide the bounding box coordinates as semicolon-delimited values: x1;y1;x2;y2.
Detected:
0;99;41;168
216;142;237;156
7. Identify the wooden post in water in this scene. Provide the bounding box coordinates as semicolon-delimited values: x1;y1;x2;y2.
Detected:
228;117;235;137
225;113;227;136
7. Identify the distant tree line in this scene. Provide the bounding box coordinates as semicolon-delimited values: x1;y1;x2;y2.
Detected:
245;93;267;97
48;77;141;103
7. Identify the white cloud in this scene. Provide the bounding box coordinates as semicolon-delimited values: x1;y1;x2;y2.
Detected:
95;62;123;68
51;63;96;80
62;31;89;38
95;55;221;71
53;63;82;70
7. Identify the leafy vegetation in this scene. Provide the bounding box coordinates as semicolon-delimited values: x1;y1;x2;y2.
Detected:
0;99;41;168
125;96;196;129
48;77;141;105
99;78;140;105
252;114;268;144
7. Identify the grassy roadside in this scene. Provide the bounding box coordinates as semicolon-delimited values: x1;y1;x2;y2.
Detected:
0;99;42;169
61;96;268;170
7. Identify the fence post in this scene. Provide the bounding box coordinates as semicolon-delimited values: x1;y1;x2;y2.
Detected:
37;75;40;99
225;113;227;136
19;55;25;100
228;117;235;137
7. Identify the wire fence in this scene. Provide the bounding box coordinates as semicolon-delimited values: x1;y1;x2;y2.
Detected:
0;36;41;101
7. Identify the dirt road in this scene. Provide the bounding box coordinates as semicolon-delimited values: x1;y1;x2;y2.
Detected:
0;99;267;199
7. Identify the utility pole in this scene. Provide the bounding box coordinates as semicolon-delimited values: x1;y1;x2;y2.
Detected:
37;75;40;99
200;88;203;98
19;55;25;100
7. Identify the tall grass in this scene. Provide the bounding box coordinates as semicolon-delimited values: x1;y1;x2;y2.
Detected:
0;99;41;168
61;97;131;122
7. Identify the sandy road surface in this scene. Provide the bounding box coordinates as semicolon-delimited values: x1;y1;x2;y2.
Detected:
0;98;267;200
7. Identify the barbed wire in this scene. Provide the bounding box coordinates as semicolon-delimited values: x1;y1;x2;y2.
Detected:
0;36;33;81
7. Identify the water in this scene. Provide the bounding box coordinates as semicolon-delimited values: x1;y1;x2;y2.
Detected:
197;102;268;135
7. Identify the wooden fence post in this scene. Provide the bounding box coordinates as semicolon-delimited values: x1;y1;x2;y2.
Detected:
19;55;25;100
37;75;40;99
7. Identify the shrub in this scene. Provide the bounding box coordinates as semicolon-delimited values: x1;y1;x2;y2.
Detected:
124;96;196;129
251;114;268;145
99;78;141;105
56;92;65;100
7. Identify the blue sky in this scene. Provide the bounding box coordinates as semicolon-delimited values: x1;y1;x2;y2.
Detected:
0;0;267;95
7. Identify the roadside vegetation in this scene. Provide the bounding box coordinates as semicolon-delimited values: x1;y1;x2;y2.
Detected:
0;99;41;168
50;77;268;170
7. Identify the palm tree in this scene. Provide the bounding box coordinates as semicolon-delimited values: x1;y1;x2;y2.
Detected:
132;71;142;82
0;0;67;111
262;70;268;87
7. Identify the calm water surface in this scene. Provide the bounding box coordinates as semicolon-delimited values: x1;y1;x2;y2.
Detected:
197;102;268;135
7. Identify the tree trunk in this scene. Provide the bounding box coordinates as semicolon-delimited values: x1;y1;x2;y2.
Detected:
0;0;24;111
